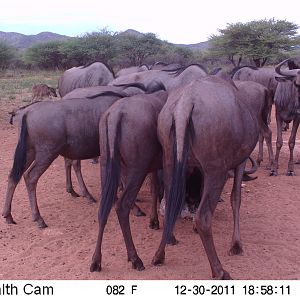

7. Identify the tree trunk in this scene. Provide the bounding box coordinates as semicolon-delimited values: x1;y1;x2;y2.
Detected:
261;57;268;67
253;58;261;67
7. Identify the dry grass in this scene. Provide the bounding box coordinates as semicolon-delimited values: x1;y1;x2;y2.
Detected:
0;69;62;127
0;69;62;104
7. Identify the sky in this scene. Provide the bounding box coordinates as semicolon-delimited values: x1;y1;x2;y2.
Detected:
0;0;299;44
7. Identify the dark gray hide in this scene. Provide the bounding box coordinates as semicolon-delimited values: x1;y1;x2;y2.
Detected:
273;59;300;175
90;90;168;272
152;76;267;279
2;93;124;229
58;62;115;97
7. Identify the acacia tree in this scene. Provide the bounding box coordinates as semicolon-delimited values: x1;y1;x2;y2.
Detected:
116;32;162;66
25;41;64;69
0;41;16;69
209;19;299;67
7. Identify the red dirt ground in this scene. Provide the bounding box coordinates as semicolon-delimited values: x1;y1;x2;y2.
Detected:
0;103;299;280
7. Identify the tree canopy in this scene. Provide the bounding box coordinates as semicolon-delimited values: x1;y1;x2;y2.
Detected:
208;19;299;67
0;41;16;69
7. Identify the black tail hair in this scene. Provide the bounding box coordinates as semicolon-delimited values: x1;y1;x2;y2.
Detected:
99;115;122;222
11;114;28;183
164;112;194;241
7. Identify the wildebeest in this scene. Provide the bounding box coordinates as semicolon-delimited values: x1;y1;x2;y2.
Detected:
272;59;300;176
151;76;269;279
32;84;57;102
2;91;129;228
58;61;115;97
231;65;279;166
90;83;168;272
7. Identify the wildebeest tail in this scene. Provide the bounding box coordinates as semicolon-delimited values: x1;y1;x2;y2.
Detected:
99;113;122;222
163;102;195;241
11;114;28;183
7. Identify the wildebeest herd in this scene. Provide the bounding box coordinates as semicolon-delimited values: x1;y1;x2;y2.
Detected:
2;57;300;279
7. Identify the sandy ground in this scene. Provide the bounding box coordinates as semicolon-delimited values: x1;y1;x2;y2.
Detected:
0;101;299;280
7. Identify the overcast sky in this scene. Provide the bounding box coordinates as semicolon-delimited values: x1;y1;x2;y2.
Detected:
1;0;299;44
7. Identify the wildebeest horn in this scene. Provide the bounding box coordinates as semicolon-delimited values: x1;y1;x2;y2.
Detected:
275;59;300;77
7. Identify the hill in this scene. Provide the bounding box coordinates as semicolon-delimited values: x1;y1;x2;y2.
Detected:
0;31;70;49
0;29;210;51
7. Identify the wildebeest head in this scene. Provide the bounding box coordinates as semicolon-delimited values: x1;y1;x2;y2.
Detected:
275;59;300;114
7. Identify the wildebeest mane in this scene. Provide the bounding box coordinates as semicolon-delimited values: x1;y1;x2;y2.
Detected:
87;91;128;99
274;80;299;112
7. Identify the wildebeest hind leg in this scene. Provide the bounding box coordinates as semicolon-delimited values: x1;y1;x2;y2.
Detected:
115;173;147;271
2;149;35;225
64;158;80;197
195;173;231;279
229;161;246;256
149;171;160;230
23;153;58;228
72;160;96;202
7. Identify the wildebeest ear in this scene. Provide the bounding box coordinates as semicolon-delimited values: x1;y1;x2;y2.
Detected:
275;76;294;82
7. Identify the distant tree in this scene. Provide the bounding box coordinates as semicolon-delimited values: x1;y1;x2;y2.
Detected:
58;38;88;67
116;32;162;66
0;41;16;69
208;19;299;67
80;29;117;64
25;41;64;69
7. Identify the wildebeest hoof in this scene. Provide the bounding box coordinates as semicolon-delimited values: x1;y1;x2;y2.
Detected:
152;252;165;266
86;195;97;203
132;205;146;217
90;262;101;272
167;235;179;245
269;170;278;176
131;257;145;271
90;158;99;164
37;218;48;229
4;214;17;225
68;189;80;198
213;270;232;280
229;242;243;256
149;219;160;230
286;171;295;176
